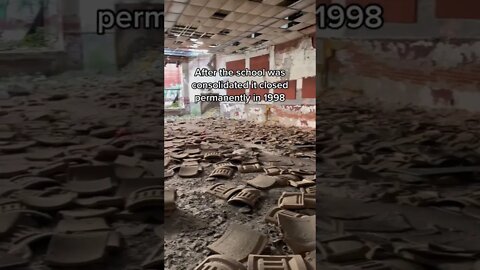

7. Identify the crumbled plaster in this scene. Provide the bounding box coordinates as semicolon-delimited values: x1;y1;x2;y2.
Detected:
429;42;480;68
355;40;480;69
274;38;315;81
220;103;246;120
269;104;315;129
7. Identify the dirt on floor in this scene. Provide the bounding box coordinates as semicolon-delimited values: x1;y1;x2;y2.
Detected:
4;69;480;270
164;118;316;269
0;73;165;270
0;71;316;270
317;92;480;270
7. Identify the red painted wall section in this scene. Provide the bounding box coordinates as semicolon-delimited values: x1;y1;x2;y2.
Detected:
164;64;181;89
274;80;297;100
249;88;268;100
250;80;269;100
226;59;245;72
302;77;316;98
226;59;246;96
250;55;269;70
436;0;480;19
248;55;270;100
345;0;417;23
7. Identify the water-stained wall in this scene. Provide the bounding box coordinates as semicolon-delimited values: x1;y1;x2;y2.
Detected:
317;0;480;111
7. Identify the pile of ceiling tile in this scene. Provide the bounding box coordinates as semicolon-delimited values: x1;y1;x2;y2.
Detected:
164;119;316;269
317;96;480;270
0;75;165;269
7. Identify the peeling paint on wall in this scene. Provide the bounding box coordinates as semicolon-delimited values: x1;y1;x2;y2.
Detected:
215;37;316;128
431;88;454;106
350;40;480;69
328;39;480;111
430;42;480;68
248;105;267;124
220;103;246;120
274;37;316;81
269;104;315;129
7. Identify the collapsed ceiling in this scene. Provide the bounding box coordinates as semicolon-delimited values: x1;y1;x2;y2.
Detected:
164;0;316;56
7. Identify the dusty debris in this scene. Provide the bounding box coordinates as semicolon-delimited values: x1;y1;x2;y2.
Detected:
164;117;315;268
0;72;164;269
207;223;268;262
317;94;480;269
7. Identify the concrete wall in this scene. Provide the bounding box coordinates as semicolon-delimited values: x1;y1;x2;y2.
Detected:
78;0;117;72
0;0;66;76
77;0;164;72
0;0;164;75
115;3;163;69
317;0;480;111
0;0;63;50
62;0;83;70
186;54;226;116
222;36;316;129
327;39;480;110
185;36;316;128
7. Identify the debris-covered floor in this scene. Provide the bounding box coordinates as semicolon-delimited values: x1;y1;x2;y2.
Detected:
4;70;480;270
164;118;316;269
317;94;480;270
0;72;317;270
0;73;166;269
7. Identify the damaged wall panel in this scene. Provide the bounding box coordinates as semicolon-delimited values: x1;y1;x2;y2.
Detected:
226;59;247;96
220;103;247;120
219;37;316;129
273;37;316;82
269;105;315;129
328;39;480;110
345;0;417;23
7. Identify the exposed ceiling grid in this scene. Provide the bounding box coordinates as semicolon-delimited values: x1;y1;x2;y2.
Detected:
165;0;316;56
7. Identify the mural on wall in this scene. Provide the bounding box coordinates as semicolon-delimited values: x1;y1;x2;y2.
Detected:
165;89;180;101
0;0;60;50
164;63;183;107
